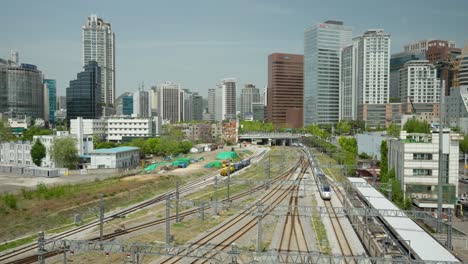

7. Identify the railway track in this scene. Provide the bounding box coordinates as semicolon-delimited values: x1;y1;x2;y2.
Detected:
278;190;310;254
0;149;267;263
5;149;303;264
159;155;308;264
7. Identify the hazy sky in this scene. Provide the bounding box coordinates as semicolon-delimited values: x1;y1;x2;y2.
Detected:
1;0;467;97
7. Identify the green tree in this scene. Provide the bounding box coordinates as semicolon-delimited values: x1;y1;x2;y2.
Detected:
30;140;46;166
460;134;468;156
21;127;52;141
96;141;117;149
0;119;15;142
380;140;388;183
336;121;351;135
386;123;400;138
50;137;79;169
403;118;430;134
338;136;357;155
305;124;330;139
358;152;372;159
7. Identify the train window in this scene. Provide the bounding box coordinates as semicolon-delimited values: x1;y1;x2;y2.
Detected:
323;186;331;192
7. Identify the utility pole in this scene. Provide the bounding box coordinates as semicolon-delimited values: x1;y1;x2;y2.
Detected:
165;193;171;247
227;161;231;202
37;231;45;264
257;202;263;253
447;208;453;250
264;156;270;190
175;181;180;223
437;76;445;233
99;193;104;249
214;174;218;215
200;202;205;221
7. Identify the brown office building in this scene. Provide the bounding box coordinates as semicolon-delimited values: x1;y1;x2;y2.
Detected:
267;53;304;128
425;41;461;96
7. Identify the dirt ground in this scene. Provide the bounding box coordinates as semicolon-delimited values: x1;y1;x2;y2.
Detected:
0;145;253;194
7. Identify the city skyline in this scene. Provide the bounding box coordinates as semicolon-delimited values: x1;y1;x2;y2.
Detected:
1;0;467;98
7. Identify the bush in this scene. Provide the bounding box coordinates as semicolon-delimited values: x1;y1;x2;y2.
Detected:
3;194;17;210
21;188;34;200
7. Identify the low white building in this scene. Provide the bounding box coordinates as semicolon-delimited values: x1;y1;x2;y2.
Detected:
90;146;140;169
34;132;93;168
70;117;107;140
388;128;462;210
107;117;158;142
0;141;33;166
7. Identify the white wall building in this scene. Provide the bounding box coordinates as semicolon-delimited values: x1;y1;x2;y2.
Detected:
90;146;140;169
240;84;260;119
388;129;462;210
107;117;158;142
70;117;107;140
0;141;32;166
82;14;115;105
399;60;440;104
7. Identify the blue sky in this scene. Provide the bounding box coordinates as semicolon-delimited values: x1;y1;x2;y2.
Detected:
1;0;467;97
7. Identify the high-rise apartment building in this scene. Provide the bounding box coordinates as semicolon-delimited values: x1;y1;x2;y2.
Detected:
57;96;67;110
457;44;468;87
390;52;426;100
66;61;102;123
214;78;237;122
43;79;56;125
82;15;115;106
240;84;261;120
304;20;352;125
0;55;44;119
183;89;193;122
340;30;390;122
267;53;304;127
399;60;441;104
204;88;216;121
192;93;203;121
157;81;184;123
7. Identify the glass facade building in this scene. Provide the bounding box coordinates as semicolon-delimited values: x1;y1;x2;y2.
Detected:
122;95;133;116
304;20;352;125
82;15;115;106
43;79;56;125
66;61;102;123
0;59;44;119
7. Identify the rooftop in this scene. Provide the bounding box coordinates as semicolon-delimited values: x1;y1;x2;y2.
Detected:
91;146;140;154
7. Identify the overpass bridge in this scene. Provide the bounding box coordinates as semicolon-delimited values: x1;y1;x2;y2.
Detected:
239;132;312;146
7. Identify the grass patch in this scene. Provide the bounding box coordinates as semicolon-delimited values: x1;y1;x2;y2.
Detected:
0;235;36;252
311;148;346;182
310;194;331;254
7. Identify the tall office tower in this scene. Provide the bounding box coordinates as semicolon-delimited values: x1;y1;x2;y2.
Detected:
390;52;425;101
157;81;184;123
214;78;237;122
0;55;44;119
133;90;150;118
66;61;102;123
425;42;462;96
399;60;441;103
115;92;133;115
240;84;261;119
355;30;391;105
339;46;355;120
183;89;193;122
192;93;203;121
149;86;158;117
304;20;352;125
43;79;56;125
82;14;115;106
267;53;304;127
204;88;216;121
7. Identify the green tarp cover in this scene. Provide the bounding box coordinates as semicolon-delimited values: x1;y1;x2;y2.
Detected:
205;161;223;168
215;152;238;160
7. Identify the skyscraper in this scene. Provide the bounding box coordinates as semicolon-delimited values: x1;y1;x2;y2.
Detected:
82;15;115;106
66;61;102;122
192;93;203;121
43;79;56;125
304;20;352;125
116;92;133;116
339;46;355;120
133;90;150;118
268;53;304;128
0;55;44;119
240;84;261;119
390;52;425;101
183;89;193;122
215;78;236;122
459;44;468;86
157;81;184;123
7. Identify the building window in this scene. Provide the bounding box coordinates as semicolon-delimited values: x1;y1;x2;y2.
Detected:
413;169;432;176
413;153;433;160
